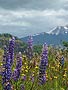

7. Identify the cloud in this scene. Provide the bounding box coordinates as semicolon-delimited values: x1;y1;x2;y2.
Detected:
0;8;68;37
0;8;31;27
0;8;68;25
0;0;68;10
0;0;68;37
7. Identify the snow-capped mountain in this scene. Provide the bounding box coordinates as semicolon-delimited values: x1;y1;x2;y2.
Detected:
48;26;68;35
21;25;68;45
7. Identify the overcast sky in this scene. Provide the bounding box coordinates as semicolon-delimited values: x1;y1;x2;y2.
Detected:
0;0;68;37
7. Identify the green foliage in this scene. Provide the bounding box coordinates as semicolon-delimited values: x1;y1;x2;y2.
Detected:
15;40;27;53
0;33;27;53
63;41;68;47
33;45;42;54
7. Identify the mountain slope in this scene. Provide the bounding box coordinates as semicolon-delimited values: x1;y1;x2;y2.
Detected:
0;33;27;53
21;26;68;46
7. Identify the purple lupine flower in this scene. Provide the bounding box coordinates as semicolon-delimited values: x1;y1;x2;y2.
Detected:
16;52;22;70
12;69;20;81
13;52;22;81
27;36;33;60
39;43;48;85
22;75;26;81
9;37;15;65
20;84;25;90
2;46;12;90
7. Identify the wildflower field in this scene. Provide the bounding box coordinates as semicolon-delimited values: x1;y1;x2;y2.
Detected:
0;36;68;90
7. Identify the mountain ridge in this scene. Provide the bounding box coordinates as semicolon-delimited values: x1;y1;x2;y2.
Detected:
21;25;68;46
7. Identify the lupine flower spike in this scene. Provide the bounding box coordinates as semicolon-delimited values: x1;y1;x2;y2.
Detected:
9;37;15;65
27;36;33;60
13;52;22;81
39;43;48;85
2;46;12;90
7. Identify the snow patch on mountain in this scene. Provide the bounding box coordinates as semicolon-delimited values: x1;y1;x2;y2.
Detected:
48;25;68;35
